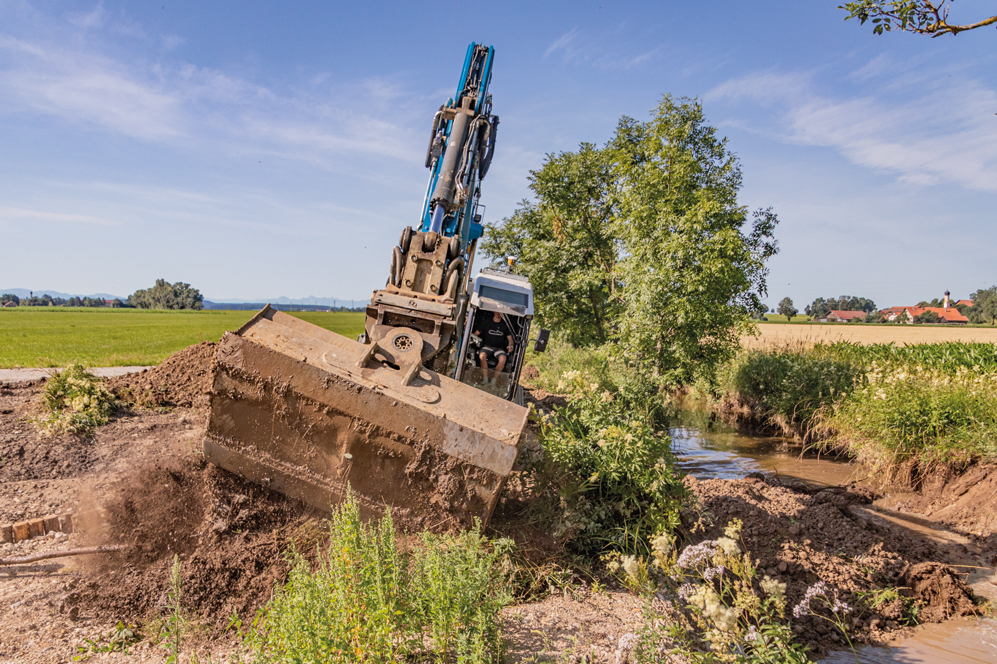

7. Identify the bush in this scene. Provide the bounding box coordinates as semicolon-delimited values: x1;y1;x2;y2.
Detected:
36;364;119;435
538;370;686;556
718;346;861;435
249;494;512;664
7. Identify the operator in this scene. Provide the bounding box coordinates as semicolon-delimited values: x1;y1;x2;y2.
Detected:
472;311;514;383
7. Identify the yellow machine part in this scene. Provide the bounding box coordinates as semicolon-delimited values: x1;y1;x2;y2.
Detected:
202;306;527;529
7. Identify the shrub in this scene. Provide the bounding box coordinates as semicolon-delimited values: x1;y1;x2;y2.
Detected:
36;364;119;435
248;494;512;664
718;345;860;435
538;370;686;556
823;363;997;466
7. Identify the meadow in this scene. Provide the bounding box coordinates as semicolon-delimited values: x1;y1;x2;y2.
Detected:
0;307;366;368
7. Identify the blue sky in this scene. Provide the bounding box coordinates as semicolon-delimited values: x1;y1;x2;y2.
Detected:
1;0;994;308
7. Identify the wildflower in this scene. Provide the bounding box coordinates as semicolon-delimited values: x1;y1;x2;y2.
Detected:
793;581;827;618
621;555;640;580
703;565;725;581
724;520;743;539
601;390;614;403
744;625;759;642
651;533;673;557
717;536;740;556
677;541;717;569
759;575;786;600
678;583;697;600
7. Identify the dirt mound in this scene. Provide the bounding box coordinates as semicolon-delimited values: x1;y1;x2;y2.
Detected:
109;341;216;409
682;475;978;655
877;463;997;544
0;381;100;485
68;456;308;624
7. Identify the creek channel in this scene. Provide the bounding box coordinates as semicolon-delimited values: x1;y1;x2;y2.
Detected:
668;409;997;663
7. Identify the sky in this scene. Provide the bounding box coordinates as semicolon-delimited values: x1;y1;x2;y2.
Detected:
0;0;994;308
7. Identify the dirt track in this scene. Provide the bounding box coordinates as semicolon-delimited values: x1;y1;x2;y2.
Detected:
745;323;997;348
1;344;995;662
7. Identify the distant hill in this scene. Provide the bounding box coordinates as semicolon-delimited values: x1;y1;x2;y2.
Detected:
203;301;363;312
1;288;125;300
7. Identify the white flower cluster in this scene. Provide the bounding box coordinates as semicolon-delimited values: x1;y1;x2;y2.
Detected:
759;575;786;600
685;585;738;631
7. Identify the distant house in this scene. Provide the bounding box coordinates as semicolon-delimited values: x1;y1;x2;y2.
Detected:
105;299;121;308
955;299;974;308
880;305;968;325
1;300;16;308
824;310;867;323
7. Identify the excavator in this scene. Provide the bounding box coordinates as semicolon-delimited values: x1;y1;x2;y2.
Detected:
202;43;547;529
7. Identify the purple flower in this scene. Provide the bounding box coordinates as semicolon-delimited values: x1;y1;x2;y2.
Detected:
676;541;718;569
793;581;852;618
703;565;725;581
677;583;697;599
744;625;759;643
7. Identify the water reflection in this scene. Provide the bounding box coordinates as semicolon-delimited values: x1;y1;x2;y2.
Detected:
667;408;858;487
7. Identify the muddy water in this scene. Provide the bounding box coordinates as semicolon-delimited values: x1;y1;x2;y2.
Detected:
668;411;997;664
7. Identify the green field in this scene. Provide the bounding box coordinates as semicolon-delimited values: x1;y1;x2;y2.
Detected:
0;308;366;368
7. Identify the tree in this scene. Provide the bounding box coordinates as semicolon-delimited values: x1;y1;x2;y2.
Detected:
610;96;778;386
778;297;798;322
127;279;203;310
484;96;779;387
806;295;877;318
914;310;940;324
840;1;997;37
1;293;19;305
482;144;619;346
968;286;997;324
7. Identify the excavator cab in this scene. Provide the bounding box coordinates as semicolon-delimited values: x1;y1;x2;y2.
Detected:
454;269;546;405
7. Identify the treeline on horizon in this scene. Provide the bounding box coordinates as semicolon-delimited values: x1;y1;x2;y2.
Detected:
2;279;204;310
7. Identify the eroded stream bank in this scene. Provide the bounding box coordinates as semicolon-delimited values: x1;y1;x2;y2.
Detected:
668;410;997;663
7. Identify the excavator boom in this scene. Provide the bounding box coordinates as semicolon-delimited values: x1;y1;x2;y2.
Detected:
203;44;532;526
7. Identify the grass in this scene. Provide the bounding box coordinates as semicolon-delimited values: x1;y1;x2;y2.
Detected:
716;341;997;468
0;308;366;368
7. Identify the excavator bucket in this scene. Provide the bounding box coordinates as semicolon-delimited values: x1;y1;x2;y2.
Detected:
202;306;527;529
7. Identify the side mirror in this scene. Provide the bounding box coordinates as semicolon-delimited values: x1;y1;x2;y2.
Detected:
533;329;550;353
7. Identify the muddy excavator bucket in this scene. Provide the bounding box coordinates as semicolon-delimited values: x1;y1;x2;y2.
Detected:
202;306;527;529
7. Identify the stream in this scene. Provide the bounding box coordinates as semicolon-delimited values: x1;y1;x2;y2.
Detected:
668;410;997;663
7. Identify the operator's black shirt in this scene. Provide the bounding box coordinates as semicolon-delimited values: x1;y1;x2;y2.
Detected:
477;316;512;349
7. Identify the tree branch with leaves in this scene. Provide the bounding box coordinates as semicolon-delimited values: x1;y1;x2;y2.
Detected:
840;1;997;37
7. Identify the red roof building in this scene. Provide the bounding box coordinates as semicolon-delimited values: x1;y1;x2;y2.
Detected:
826;310;867;322
880;306;968;325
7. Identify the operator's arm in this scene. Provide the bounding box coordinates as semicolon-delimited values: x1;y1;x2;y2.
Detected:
506;333;514;353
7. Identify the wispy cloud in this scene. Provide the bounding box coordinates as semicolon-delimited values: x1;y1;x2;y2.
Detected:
707;65;997;192
0;18;425;165
0;206;116;225
544;28;578;58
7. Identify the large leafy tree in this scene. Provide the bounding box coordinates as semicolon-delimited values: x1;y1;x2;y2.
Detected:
482;144;619;346
778;297;798;322
968;287;997;324
840;1;997;37
485;97;779;387
128;279;203;310
610;96;779;386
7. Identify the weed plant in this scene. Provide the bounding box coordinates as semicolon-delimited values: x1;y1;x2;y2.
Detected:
248;494;512;664
822;363;997;465
717;341;997;467
635;520;811;663
538;370;685;557
36;364;119;435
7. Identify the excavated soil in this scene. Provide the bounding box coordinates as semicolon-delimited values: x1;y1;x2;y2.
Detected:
108;341;216;409
67;456;306;624
1;343;995;663
681;475;980;655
